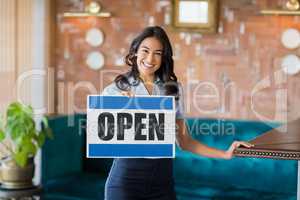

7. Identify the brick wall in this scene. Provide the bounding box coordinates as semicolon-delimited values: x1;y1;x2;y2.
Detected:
55;0;300;121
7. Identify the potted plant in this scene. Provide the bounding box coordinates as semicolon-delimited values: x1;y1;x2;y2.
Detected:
0;102;53;189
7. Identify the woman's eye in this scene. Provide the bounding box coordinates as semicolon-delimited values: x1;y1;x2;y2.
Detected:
142;49;148;53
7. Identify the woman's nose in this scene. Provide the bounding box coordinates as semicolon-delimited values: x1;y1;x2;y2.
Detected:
146;53;154;63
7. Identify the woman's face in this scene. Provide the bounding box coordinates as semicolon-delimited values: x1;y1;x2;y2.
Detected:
136;37;163;80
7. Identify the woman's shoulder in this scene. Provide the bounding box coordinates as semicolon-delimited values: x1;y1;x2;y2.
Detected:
101;82;122;95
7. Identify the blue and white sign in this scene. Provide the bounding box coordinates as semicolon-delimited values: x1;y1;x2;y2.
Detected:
87;95;176;158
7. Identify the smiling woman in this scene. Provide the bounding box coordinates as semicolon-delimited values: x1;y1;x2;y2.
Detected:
100;26;253;200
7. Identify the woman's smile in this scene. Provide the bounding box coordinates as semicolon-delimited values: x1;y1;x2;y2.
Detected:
141;61;156;69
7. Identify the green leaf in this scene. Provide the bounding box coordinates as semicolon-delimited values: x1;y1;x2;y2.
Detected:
0;129;5;141
41;117;53;140
14;150;28;168
7;102;22;118
36;133;46;148
41;116;49;128
22;140;37;155
23;105;33;118
22;119;35;139
9;125;24;141
44;128;54;139
0;114;5;141
16;135;36;154
14;137;37;168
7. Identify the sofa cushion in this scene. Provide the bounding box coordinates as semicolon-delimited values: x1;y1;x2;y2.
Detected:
175;182;296;200
44;172;107;200
42;114;86;182
174;154;297;195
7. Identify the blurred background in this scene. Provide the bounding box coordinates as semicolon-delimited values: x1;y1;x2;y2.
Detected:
1;0;300;120
0;0;300;199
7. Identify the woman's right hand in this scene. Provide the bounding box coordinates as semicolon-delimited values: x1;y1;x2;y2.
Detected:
224;141;254;159
121;91;135;97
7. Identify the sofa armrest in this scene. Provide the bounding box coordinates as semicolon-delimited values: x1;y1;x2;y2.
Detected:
174;118;297;195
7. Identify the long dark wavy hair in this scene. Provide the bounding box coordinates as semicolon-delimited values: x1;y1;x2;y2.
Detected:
114;26;179;97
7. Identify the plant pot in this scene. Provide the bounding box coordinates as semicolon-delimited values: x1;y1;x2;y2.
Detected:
0;157;34;189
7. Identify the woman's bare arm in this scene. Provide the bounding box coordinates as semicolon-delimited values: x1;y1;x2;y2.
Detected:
176;119;253;159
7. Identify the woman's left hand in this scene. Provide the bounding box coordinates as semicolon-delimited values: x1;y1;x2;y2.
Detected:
224;141;254;159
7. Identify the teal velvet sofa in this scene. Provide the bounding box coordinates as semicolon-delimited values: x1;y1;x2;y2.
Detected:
42;114;298;200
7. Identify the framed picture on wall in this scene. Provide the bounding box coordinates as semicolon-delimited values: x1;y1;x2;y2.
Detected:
172;0;219;33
